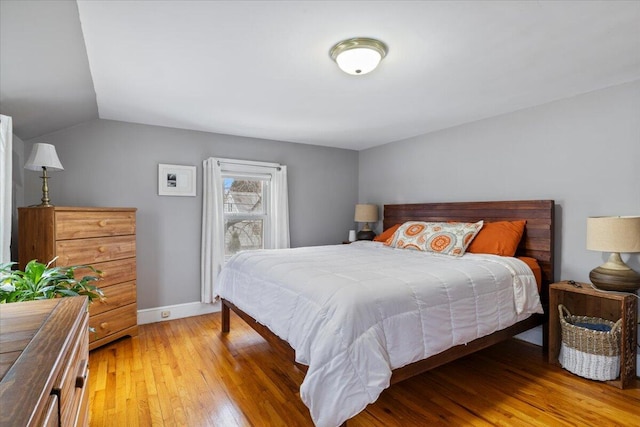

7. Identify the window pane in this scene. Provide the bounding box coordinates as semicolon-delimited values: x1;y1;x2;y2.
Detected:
225;219;263;257
223;178;264;213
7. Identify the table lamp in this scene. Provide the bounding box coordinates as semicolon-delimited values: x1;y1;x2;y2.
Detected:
24;143;64;207
355;204;378;240
586;216;640;292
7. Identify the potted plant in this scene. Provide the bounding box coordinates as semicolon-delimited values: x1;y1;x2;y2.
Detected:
0;257;104;303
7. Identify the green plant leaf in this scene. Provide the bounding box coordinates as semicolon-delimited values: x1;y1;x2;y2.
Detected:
0;258;104;303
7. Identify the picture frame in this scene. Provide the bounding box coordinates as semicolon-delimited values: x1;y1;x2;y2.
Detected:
158;163;196;196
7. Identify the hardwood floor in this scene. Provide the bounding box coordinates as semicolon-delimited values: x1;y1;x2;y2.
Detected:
88;312;639;426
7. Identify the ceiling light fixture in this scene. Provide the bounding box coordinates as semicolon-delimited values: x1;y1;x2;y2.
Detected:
330;37;388;75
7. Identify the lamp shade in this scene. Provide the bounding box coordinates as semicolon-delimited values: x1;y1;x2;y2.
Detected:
354;204;378;223
24;143;64;171
586;216;640;253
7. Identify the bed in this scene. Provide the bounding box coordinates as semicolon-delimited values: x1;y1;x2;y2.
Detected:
217;200;555;427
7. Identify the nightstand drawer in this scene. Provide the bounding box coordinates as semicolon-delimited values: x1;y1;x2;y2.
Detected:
55;210;136;239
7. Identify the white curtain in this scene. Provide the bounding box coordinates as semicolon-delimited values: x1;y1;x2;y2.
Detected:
271;165;290;249
201;157;289;303
200;158;225;303
0;115;12;264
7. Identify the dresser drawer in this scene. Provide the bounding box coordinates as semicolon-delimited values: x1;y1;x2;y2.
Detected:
36;395;59;427
90;304;137;343
90;281;137;316
56;235;136;265
74;257;136;288
53;311;88;427
55;210;136;240
73;368;90;427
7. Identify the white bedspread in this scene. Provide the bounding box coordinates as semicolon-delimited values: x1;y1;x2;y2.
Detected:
215;241;542;427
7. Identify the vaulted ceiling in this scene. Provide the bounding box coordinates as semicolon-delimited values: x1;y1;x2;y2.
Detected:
1;1;639;150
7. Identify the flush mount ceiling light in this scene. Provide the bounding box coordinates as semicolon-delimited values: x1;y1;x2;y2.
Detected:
330;37;388;75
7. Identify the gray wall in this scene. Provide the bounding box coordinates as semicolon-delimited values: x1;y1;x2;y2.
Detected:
359;80;640;283
20;119;359;309
0;0;98;139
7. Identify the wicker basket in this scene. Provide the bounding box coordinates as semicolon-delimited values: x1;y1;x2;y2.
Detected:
558;304;621;381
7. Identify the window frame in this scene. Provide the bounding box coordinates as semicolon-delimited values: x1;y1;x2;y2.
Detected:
222;173;271;258
219;161;278;259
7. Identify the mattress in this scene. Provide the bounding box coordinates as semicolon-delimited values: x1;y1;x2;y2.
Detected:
215;241;542;427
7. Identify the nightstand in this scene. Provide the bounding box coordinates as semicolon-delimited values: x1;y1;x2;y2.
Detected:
548;281;637;389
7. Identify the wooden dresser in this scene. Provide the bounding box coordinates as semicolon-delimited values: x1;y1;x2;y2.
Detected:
0;297;89;427
18;206;138;350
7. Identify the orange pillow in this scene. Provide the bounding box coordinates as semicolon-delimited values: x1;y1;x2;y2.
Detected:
466;220;526;257
373;224;401;242
517;256;542;291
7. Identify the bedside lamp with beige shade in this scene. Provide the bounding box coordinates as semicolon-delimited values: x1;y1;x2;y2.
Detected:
24;143;64;207
586;216;640;292
355;204;378;241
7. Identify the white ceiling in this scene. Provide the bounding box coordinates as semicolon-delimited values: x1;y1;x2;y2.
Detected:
3;1;640;150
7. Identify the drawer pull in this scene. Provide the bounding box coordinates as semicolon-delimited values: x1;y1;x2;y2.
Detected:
76;359;88;388
100;322;109;330
98;220;108;227
98;246;106;253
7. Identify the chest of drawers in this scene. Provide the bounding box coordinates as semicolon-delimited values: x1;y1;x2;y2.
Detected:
0;297;89;426
18;206;138;350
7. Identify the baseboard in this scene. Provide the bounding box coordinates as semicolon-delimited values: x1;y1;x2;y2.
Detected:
137;300;221;325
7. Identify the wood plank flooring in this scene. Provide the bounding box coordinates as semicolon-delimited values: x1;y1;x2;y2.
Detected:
88;312;640;426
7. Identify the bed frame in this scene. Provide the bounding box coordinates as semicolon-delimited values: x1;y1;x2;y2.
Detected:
221;200;555;420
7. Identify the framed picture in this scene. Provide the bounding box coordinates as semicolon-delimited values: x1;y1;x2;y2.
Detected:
158;164;196;196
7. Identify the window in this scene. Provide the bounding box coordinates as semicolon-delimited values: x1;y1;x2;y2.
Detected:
222;176;269;258
201;157;289;303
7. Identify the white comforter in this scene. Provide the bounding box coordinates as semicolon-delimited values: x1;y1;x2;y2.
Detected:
215;241;542;427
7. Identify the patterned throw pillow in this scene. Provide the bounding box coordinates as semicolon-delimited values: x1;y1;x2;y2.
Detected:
384;220;484;256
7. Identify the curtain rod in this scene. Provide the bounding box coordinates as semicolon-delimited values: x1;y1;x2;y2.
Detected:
215;157;281;171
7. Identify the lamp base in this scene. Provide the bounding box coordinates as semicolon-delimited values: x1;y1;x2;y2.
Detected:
357;230;376;241
589;266;640;293
39;168;53;207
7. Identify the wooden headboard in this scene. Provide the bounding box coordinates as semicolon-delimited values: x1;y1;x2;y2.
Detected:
383;200;555;303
